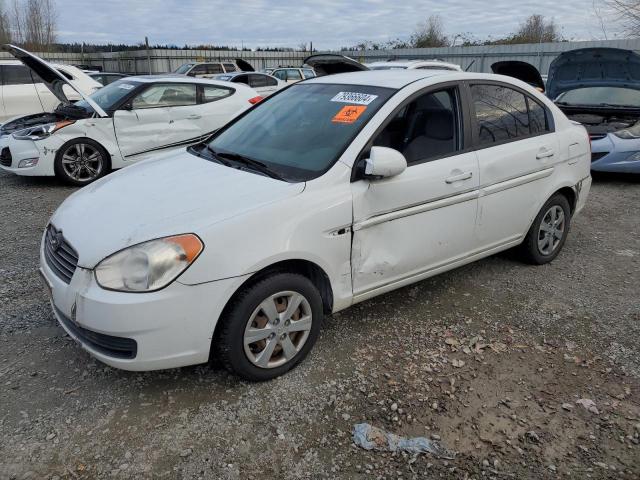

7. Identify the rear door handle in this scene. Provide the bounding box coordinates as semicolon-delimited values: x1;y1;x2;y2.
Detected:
187;114;202;120
445;171;473;184
536;148;555;159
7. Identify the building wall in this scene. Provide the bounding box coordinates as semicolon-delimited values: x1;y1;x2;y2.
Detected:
1;38;638;75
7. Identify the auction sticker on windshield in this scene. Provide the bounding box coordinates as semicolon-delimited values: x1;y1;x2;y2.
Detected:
331;92;378;105
118;84;135;90
332;105;367;124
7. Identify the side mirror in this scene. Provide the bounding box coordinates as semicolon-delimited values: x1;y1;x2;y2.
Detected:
364;146;407;179
120;102;133;111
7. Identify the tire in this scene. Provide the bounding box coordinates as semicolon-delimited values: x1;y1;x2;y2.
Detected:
54;138;110;186
519;193;571;265
214;273;324;381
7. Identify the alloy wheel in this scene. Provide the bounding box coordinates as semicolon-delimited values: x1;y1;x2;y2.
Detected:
61;143;103;182
243;291;313;369
537;205;565;255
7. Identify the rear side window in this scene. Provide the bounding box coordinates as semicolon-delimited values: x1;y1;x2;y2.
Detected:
302;68;315;78
223;63;237;72
202;85;233;103
264;75;278;86
248;74;267;88
528;98;549;134
232;74;249;85
471;84;531;146
2;65;35;85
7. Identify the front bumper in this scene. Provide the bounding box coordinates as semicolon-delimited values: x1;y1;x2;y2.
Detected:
0;135;59;176
40;234;249;371
591;135;640;174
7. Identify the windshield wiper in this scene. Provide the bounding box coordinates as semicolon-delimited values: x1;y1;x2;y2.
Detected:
213;150;285;181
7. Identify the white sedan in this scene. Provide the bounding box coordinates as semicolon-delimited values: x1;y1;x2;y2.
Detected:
0;45;260;185
40;68;591;380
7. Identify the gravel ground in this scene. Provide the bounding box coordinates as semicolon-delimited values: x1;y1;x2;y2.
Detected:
0;170;639;479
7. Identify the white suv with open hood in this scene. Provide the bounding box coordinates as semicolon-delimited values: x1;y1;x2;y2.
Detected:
0;45;261;185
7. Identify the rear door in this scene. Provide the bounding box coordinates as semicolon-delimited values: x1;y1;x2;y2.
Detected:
248;74;278;96
0;64;45;121
469;82;559;248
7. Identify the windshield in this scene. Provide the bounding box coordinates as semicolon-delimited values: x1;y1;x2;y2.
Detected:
201;83;395;181
556;87;640;108
75;80;141;112
174;64;194;74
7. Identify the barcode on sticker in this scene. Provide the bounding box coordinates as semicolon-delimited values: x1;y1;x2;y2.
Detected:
331;92;378;105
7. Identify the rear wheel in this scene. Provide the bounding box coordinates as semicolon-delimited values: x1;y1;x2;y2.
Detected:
520;193;571;264
54;139;110;186
215;273;323;381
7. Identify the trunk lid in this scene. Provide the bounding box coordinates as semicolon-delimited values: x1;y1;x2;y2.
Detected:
491;61;545;91
2;44;108;117
546;47;640;100
235;58;255;72
303;54;369;76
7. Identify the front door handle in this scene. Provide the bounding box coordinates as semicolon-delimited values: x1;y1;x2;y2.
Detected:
187;114;202;120
536;148;555;159
445;171;473;184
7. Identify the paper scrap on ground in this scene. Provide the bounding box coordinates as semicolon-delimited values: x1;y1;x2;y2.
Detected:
352;423;456;459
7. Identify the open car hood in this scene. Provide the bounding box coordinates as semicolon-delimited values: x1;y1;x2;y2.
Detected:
546;48;640;100
235;58;254;72
2;44;107;117
491;61;545;91
303;54;369;76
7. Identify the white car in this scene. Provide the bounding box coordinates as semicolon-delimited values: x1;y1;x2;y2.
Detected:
262;67;316;84
366;59;462;71
174;59;254;77
0;45;260;185
0;60;102;122
214;71;284;97
40;68;591;380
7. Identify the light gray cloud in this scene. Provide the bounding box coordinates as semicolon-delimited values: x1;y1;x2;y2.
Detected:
55;0;622;48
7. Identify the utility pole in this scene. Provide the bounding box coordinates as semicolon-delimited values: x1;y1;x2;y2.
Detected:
145;36;151;74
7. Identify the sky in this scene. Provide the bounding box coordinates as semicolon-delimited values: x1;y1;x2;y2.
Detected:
55;0;622;49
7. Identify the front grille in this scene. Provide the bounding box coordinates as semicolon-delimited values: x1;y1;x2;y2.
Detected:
43;225;78;284
0;147;12;167
591;151;609;163
54;305;137;359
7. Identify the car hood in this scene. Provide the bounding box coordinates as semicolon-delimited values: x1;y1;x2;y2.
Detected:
303;54;369;76
546;48;640;99
2;44;107;117
50;150;305;268
491;61;545;91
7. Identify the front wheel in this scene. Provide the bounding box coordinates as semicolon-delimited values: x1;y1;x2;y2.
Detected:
519;193;571;265
214;273;324;381
54;139;110;186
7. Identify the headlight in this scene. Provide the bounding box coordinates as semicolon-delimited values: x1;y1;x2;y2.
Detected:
614;122;640;140
95;234;204;292
12;120;75;140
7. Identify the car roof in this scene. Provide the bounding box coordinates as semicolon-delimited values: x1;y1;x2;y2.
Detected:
368;60;460;69
216;71;270;78
122;74;241;86
306;69;460;89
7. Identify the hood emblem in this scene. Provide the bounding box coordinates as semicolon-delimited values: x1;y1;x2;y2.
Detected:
49;227;63;252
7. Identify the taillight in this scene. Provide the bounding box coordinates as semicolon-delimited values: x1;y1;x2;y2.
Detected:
248;96;263;105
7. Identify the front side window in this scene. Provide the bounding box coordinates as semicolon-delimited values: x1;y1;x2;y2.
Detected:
131;83;197;109
373;88;460;164
204;83;395;181
3;65;35;85
76;80;142;112
202;85;233;103
189;64;207;76
471;84;531;146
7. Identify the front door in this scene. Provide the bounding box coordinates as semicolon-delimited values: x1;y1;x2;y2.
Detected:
351;86;479;297
113;82;198;159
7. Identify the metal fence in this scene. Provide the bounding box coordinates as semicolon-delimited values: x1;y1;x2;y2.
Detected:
1;38;638;75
